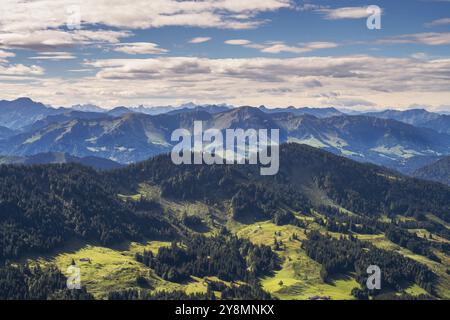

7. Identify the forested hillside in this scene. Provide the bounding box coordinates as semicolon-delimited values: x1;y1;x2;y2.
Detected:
413;156;450;186
111;143;450;223
0;164;175;260
1;143;449;300
0;264;93;300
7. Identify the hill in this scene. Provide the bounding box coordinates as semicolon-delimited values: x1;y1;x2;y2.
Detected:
0;163;176;261
0;152;123;170
0;126;16;140
0;98;63;130
413;156;450;186
0;113;173;163
111;143;450;224
364;109;450;135
22;111;111;133
259;106;344;118
272;113;450;171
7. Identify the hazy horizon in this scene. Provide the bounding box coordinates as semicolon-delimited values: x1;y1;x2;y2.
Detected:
3;96;450;114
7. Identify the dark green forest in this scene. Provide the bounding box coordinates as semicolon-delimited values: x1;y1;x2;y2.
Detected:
111;144;450;223
136;231;280;283
0;164;176;260
302;231;436;297
0;264;92;300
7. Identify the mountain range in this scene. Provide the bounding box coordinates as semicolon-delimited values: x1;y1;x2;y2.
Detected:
364;109;450;135
1;98;450;175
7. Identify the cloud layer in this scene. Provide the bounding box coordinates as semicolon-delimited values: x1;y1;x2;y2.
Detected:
113;43;168;55
0;54;447;109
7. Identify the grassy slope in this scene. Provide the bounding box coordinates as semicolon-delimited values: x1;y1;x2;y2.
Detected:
27;218;449;300
236;221;359;300
356;233;450;299
36;241;213;300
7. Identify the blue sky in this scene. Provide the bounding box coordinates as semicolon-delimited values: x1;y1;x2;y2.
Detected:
0;0;449;110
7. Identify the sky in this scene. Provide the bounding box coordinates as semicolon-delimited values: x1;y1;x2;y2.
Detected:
0;0;449;111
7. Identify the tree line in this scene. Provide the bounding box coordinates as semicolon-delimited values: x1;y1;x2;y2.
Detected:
0;263;93;300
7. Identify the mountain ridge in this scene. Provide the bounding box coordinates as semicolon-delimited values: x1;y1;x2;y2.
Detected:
0;152;123;170
1;105;450;169
413;156;450;186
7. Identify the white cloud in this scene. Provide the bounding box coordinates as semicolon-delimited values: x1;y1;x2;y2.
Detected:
379;32;450;46
0;29;131;50
261;42;338;54
0;49;43;77
0;49;15;63
0;1;292;52
29;51;76;60
189;37;212;44
0;50;15;59
67;55;450;109
83;56;396;82
0;0;292;33
225;39;337;54
114;42;168;55
2;54;450;110
225;39;252;45
317;6;374;20
0;64;44;76
425;18;450;27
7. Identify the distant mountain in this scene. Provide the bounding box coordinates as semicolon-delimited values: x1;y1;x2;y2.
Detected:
70;104;106;113
0;126;16;140
167;105;231;115
0;112;175;163
130;103;232;115
212;106;282;132
393;155;444;175
129;105;178;115
364;109;450;135
413;156;450;186
364;109;440;126
22;110;111;132
0;98;63;130
107;106;134;117
259;106;344;118
272;113;450;171
0;152;123;170
1;106;450;167
422;115;450;135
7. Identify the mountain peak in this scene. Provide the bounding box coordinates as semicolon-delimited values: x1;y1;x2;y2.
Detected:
0;97;43;107
15;97;35;103
225;106;269;120
71;104;105;112
235;105;263;113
